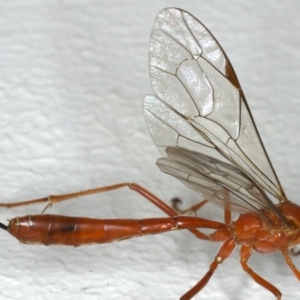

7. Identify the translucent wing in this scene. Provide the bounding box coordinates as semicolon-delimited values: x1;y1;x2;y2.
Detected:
157;147;286;223
144;8;286;209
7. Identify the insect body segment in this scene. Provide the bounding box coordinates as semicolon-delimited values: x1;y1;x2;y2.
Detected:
233;201;300;254
6;214;228;246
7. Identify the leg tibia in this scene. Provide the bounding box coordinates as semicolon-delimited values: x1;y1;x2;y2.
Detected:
180;238;235;300
240;245;281;299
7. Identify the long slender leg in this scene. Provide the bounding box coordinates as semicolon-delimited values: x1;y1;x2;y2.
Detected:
281;249;300;280
180;238;235;300
0;183;211;240
240;245;281;299
172;190;232;225
0;183;136;210
171;198;208;215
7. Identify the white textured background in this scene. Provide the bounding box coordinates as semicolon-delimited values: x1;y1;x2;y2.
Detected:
0;1;300;300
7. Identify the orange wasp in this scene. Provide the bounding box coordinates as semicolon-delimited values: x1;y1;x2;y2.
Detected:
0;7;299;300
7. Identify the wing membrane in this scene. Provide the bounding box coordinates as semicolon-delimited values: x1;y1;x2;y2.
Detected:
157;147;286;223
144;8;285;205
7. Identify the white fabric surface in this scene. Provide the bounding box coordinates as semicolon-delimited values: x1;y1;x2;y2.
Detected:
0;1;300;299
